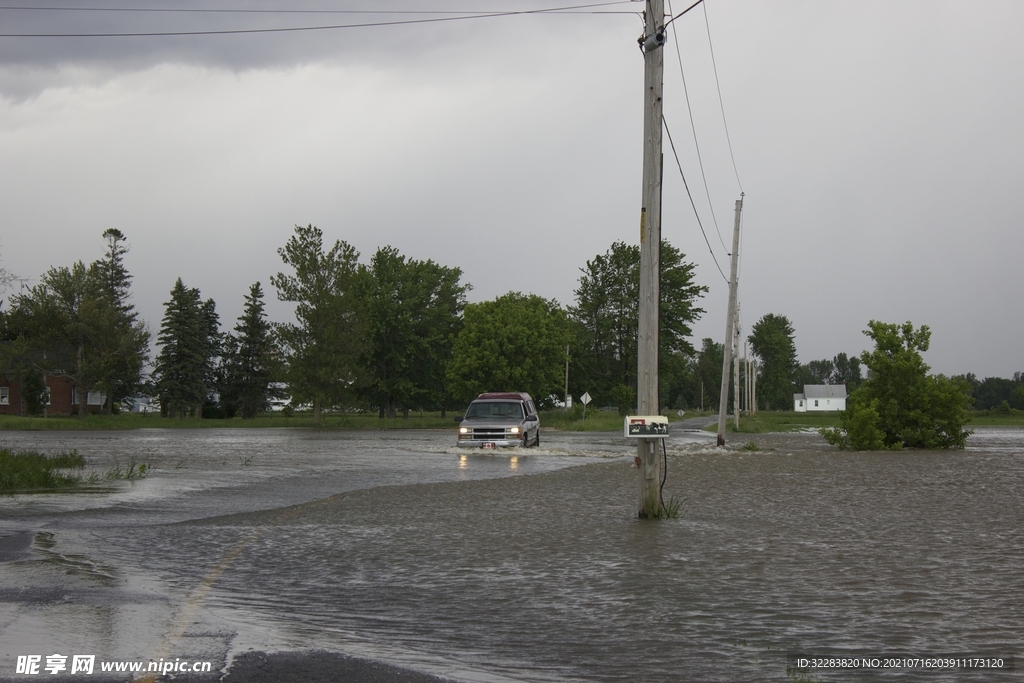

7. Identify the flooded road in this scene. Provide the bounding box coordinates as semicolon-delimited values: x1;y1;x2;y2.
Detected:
1;427;1022;682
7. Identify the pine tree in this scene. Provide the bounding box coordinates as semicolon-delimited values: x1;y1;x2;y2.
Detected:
220;282;276;418
153;279;219;418
89;229;149;413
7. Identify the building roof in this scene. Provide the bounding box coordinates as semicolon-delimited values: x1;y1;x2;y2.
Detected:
802;384;847;399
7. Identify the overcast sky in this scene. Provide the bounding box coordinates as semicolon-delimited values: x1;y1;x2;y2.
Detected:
2;0;1022;379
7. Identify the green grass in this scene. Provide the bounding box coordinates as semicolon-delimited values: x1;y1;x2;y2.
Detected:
105;456;149;480
703;411;842;434
1;409;642;432
0;448;86;491
539;409;626;432
0;411;462;431
965;412;1024;426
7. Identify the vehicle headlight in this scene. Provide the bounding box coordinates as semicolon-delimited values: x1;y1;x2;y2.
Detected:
509;427;520;434
459;427;469;434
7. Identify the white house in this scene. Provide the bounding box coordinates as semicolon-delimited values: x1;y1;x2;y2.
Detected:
794;384;847;412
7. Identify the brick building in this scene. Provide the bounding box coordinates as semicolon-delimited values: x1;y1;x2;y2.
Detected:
0;374;106;416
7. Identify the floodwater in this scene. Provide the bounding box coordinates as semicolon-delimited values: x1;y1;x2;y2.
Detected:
1;427;1022;682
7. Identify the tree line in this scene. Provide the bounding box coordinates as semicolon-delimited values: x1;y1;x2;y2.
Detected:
1;226;713;421
745;311;1023;416
0;230;148;415
4;227;1016;426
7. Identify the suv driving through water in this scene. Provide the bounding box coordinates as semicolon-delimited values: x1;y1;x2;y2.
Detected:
455;392;540;448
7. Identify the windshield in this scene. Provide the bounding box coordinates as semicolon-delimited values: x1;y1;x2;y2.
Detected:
465;401;523;419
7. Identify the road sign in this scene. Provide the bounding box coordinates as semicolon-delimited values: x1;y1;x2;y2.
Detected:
580;392;592;405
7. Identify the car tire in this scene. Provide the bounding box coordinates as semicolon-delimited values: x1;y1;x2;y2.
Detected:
534;430;540;447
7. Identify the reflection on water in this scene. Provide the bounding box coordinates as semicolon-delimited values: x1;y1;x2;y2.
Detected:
2;428;1021;682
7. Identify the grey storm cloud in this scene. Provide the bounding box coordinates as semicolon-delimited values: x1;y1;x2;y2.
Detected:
1;0;1022;378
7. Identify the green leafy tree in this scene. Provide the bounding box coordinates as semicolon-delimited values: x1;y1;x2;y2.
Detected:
833;352;862;390
695;337;725;410
21;370;48;416
152;279;219;418
5;232;149;416
220;282;278;418
359;246;468;418
8;262;100;415
447;292;572;408
1012;380;1024;411
569;240;706;401
748;313;799;410
271;225;364;424
797;353;862;392
822;321;973;450
0;249;15;301
803;359;836;385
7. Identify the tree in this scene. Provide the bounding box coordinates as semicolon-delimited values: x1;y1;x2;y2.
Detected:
569;240;706;402
5;231;149;417
88;229;149;412
7;262;99;415
152;279;219;418
359;246;469;418
0;248;15;302
822;321;973;450
447;292;572;408
220;282;277;418
797;353;862;394
695;337;725;410
271;225;363;424
833;352;862;390
748;314;798;410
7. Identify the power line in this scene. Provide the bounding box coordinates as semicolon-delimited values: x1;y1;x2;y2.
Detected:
0;2;633;37
0;4;633;14
665;0;728;254
663;115;727;283
702;1;743;193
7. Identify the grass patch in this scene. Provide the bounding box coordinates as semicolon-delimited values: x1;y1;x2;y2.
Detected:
965;412;1024;426
703;411;842;434
638;494;685;520
0;448;86;491
539;409;626;432
105;456;149;481
0;412;464;431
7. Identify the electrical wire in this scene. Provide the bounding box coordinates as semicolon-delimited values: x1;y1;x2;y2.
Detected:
0;1;633;37
702;1;743;194
663;115;728;283
661;0;703;31
0;4;629;13
659;437;667;514
666;0;727;254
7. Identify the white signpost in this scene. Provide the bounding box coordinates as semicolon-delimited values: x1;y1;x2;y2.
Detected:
580;392;592;420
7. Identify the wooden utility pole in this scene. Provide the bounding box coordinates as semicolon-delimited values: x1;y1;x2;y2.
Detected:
564;344;570;411
637;0;665;515
716;196;743;446
733;307;740;429
751;359;757;413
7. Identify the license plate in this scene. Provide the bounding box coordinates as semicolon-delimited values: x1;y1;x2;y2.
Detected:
481;442;496;449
